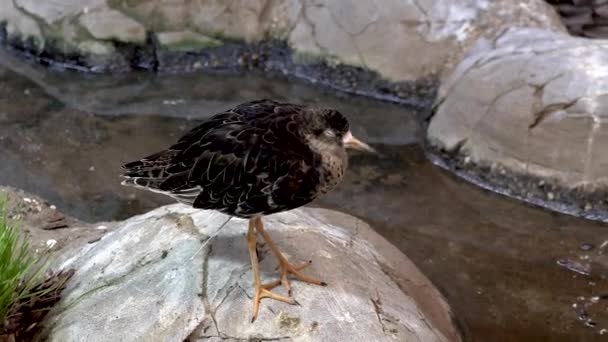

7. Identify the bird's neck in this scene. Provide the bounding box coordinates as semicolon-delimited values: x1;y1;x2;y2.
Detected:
305;135;347;193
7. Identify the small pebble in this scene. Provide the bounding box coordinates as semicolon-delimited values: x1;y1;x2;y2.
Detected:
46;239;57;249
89;166;95;171
590;296;600;303
600;329;607;335
584;203;593;211
557;258;591;276
50;205;57;210
23;197;32;203
580;243;594;251
96;225;108;230
547;192;555;200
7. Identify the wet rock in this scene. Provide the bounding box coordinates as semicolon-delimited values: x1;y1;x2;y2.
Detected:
79;8;147;44
0;0;564;82
39;205;460;342
428;27;608;197
0;0;44;51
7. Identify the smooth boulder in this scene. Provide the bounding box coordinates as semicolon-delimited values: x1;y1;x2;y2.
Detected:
39;204;460;341
428;27;608;191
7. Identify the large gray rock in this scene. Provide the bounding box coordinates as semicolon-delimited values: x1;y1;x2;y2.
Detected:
428;27;608;191
39;204;460;341
0;0;564;81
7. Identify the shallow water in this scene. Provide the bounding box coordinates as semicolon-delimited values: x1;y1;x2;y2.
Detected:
1;49;608;341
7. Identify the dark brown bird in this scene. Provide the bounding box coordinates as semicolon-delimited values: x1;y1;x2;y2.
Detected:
121;99;373;321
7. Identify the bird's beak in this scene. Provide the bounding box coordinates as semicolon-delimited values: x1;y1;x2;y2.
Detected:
343;131;375;153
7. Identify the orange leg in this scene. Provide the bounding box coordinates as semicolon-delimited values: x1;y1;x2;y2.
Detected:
253;216;327;297
246;218;296;322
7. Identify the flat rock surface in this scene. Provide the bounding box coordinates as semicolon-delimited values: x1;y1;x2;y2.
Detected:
0;186;104;256
428;27;608;192
39;205;460;342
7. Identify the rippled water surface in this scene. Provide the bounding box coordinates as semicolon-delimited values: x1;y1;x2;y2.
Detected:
2;49;608;341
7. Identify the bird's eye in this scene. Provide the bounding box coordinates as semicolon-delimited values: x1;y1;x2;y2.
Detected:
323;129;336;138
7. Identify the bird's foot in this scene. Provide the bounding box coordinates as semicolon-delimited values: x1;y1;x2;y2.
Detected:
251;283;298;322
263;259;327;296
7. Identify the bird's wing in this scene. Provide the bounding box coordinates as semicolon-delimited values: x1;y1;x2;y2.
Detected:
122;102;318;215
121;112;242;191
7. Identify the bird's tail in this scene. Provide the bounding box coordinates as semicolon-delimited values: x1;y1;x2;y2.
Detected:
120;150;178;190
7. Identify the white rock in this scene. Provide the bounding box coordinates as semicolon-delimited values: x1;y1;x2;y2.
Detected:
15;0;105;25
46;239;57;249
40;205;460;342
428;27;608;189
79;8;146;44
0;0;45;50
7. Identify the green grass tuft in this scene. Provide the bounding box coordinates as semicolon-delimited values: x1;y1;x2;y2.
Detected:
0;193;35;323
0;193;75;340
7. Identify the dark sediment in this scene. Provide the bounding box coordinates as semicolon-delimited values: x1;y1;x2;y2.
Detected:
426;144;608;224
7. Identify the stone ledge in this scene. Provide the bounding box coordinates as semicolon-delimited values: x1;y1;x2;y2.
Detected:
0;0;566;107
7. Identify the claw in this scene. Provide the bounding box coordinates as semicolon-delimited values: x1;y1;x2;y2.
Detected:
247;216;327;322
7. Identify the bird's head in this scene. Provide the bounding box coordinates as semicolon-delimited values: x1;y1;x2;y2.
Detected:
307;108;375;153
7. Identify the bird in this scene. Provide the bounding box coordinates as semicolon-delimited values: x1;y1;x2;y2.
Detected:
120;99;374;321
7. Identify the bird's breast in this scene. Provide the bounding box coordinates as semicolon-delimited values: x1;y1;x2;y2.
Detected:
315;148;347;196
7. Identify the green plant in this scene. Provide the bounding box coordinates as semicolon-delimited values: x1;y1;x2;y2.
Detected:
0;193;74;340
0;193;35;324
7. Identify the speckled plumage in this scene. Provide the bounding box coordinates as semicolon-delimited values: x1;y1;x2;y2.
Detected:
121;99;350;218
